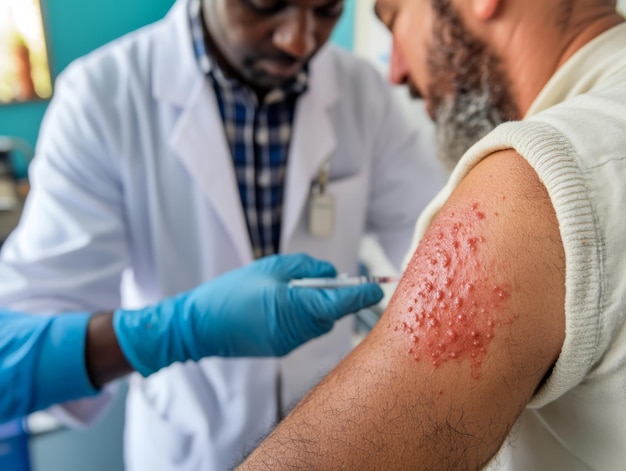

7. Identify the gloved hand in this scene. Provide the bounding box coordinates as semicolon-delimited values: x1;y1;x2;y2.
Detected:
113;254;384;376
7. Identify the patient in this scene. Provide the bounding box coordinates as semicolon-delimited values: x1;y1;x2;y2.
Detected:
239;0;626;469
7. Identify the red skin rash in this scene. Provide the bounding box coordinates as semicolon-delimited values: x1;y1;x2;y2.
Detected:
388;202;511;379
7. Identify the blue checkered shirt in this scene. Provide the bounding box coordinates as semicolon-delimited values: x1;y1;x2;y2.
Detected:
189;0;308;259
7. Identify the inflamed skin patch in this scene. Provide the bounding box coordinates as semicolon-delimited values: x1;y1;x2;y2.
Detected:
388;202;512;379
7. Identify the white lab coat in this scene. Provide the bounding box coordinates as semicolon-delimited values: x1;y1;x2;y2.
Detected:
0;1;447;469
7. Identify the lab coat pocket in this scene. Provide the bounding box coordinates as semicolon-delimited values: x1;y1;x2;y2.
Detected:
325;173;366;205
304;173;368;270
125;377;196;471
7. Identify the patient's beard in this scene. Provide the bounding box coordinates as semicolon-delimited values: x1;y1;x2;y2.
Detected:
428;0;520;171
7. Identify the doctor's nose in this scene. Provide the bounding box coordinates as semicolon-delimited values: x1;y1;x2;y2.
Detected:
273;10;317;59
389;38;410;86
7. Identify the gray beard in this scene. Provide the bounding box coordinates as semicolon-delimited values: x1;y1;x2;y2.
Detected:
434;83;508;171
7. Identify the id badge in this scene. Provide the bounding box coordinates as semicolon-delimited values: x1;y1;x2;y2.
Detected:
309;190;335;238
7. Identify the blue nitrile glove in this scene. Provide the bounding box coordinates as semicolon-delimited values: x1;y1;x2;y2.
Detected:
113;254;384;376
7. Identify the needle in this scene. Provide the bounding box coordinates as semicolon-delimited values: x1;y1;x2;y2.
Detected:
288;275;399;289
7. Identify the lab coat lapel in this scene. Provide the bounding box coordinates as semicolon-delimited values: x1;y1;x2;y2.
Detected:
152;3;252;265
170;83;253;265
281;50;339;250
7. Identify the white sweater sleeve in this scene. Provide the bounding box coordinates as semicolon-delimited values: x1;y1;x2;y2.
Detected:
405;119;604;407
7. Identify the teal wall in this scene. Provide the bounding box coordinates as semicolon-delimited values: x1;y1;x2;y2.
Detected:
0;0;176;175
0;0;355;173
333;0;356;51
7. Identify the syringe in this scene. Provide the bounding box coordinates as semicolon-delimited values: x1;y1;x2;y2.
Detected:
288;275;399;289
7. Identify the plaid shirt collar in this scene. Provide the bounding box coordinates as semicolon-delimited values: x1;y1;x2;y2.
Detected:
188;0;307;259
188;0;308;104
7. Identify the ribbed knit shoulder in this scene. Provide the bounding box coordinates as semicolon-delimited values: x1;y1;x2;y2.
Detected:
465;121;604;407
409;118;604;407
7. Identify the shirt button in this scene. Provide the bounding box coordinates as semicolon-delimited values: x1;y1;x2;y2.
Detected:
279;124;291;142
257;170;271;186
256;128;269;146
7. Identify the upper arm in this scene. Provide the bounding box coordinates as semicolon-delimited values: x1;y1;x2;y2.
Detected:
241;150;565;469
0;65;128;313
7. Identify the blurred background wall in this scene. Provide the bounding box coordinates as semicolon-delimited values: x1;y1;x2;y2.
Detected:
0;0;175;175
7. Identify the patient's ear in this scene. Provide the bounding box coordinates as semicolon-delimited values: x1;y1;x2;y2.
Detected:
472;0;500;20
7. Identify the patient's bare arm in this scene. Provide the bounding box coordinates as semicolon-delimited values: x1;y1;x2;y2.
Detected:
239;150;566;470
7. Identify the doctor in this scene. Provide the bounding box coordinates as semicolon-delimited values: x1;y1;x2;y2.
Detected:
0;0;443;469
1;254;383;423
